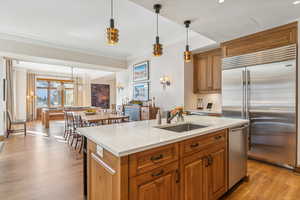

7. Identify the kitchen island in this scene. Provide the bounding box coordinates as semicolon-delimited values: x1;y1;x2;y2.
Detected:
79;115;248;200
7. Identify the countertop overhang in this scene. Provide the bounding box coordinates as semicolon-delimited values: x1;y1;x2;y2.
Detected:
79;116;248;157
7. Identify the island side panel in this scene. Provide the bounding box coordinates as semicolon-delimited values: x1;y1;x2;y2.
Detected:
87;140;129;200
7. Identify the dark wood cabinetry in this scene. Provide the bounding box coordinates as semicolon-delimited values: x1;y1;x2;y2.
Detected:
193;48;221;94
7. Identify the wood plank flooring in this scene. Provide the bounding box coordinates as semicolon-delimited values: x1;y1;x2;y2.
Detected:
0;121;83;200
1;121;300;200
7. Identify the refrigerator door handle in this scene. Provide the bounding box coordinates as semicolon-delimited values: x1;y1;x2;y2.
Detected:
246;69;250;119
242;70;246;119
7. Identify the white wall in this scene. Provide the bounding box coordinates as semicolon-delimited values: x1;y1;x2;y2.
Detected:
14;68;27;119
297;19;300;167
116;35;215;112
0;58;5;136
91;75;117;107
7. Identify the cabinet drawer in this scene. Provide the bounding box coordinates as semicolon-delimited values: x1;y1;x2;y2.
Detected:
129;143;179;177
180;130;226;157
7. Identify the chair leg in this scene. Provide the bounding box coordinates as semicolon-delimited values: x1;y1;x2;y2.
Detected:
75;137;79;150
7;124;12;138
79;136;83;153
71;135;75;146
24;123;27;136
67;133;72;144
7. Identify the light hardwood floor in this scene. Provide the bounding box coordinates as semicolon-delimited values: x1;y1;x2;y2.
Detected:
1;121;300;200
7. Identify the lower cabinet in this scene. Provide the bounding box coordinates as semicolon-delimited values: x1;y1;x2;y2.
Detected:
89;152;114;200
87;129;228;200
181;151;208;200
181;144;227;200
208;146;227;200
130;162;179;200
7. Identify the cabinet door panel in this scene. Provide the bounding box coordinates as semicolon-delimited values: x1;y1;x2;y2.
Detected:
193;48;221;94
138;174;173;200
89;154;114;200
211;54;221;91
183;159;205;200
209;147;227;200
194;56;208;92
130;162;179;200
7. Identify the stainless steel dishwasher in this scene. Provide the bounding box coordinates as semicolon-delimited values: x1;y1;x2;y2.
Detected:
229;124;248;189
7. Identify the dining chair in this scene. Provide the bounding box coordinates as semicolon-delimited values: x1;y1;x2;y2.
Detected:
6;111;27;137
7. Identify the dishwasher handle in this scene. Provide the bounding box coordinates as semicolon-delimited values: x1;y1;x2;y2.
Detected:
230;125;249;132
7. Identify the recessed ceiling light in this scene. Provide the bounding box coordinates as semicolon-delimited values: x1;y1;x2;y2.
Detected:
218;0;225;3
293;0;300;5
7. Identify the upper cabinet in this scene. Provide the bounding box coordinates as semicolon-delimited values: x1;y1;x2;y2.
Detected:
193;48;221;94
221;22;298;58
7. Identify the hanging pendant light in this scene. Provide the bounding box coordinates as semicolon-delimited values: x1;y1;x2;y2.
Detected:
184;20;192;62
153;4;163;56
107;0;119;45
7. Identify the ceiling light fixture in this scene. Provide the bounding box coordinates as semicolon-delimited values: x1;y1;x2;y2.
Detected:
218;0;225;3
184;20;192;63
107;0;119;45
153;4;163;56
293;0;300;5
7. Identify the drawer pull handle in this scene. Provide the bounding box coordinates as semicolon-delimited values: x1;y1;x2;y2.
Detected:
214;135;222;140
190;143;199;148
151;154;163;161
152;170;164;177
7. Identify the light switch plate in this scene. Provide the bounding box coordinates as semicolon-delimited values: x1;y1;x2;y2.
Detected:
96;145;103;158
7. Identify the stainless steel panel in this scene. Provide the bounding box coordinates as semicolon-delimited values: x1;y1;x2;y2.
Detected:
229;125;248;189
222;67;245;118
222;44;297;69
247;60;296;167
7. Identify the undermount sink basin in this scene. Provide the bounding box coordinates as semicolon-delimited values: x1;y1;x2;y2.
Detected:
157;123;208;133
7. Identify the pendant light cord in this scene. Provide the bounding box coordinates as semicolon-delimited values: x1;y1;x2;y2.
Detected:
156;13;159;37
111;0;113;19
186;26;189;46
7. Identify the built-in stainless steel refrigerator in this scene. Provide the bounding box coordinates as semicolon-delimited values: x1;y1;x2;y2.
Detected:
222;45;297;168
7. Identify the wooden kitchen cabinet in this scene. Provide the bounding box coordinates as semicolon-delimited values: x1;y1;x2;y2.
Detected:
181;150;208;200
130;162;179;200
193;48;221;94
180;130;228;200
86;129;228;200
89;153;114;200
208;144;228;200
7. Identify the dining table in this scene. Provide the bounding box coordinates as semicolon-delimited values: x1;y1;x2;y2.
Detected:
79;112;130;124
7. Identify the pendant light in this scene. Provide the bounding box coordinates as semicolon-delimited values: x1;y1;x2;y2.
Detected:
153;4;163;56
107;0;119;45
184;20;192;62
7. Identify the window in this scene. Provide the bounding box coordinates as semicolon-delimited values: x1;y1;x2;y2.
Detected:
36;79;74;108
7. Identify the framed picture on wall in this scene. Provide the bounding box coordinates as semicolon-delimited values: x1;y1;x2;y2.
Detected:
91;84;110;109
133;61;149;82
133;82;149;101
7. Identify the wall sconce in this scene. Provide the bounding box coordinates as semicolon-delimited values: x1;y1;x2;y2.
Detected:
116;83;124;92
160;75;171;90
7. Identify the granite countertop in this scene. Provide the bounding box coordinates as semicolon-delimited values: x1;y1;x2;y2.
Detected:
78;115;248;157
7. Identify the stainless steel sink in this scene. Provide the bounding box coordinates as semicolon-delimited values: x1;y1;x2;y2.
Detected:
157;123;208;133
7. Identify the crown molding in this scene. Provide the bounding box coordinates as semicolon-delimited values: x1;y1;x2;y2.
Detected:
0;31;127;61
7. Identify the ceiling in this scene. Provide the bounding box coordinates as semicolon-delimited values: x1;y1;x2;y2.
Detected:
14;61;114;80
0;0;204;60
129;0;300;42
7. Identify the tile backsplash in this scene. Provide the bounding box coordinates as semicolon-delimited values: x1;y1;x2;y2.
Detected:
185;93;222;112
